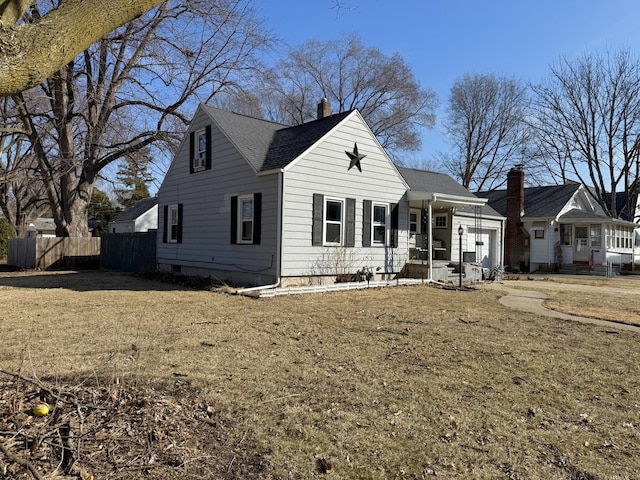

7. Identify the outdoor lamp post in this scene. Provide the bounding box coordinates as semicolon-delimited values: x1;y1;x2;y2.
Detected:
458;225;464;288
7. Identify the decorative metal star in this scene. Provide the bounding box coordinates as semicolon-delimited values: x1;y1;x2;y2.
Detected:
345;142;366;172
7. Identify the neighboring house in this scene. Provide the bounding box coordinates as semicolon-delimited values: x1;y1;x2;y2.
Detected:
108;197;158;233
26;218;56;237
478;165;638;273
157;102;504;286
606;190;640;253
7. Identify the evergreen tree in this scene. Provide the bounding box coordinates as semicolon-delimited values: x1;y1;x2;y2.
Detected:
115;150;154;210
0;217;16;260
89;189;116;237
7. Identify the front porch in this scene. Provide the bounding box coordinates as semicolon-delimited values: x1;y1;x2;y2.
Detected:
401;259;485;284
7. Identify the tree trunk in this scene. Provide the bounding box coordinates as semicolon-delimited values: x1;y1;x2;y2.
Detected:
0;0;162;95
54;172;92;237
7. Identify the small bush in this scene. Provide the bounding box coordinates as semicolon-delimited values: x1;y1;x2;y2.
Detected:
0;218;16;260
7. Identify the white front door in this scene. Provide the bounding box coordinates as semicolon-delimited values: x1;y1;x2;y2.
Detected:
574;225;589;262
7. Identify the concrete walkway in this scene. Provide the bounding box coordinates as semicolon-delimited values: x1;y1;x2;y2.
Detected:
483;281;640;333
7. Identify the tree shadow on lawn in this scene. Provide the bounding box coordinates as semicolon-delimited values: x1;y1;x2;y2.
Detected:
0;267;215;292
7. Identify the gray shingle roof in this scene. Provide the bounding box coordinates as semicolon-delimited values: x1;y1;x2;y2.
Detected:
477;183;582;218
558;208;610;221
397;167;503;218
112;197;158;222
397;167;478;199
202;105;352;172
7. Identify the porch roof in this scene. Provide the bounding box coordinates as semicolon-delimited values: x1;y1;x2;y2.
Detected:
397;167;488;208
556;208;637;227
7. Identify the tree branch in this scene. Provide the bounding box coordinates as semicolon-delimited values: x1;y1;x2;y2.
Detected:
0;0;163;95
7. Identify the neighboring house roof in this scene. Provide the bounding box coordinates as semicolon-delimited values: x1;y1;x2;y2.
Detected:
603;191;639;222
30;218;56;231
201;105;352;172
477;183;582;219
558;208;610;221
111;197;158;223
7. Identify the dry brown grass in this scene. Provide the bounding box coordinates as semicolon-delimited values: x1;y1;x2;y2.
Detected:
1;270;639;479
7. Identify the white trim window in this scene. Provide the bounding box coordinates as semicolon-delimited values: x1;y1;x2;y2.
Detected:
194;129;207;170
372;203;388;245
434;213;447;229
409;209;421;235
324;198;343;245
169;205;179;243
238;195;254;244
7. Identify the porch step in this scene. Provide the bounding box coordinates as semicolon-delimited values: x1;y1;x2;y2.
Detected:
559;264;608;276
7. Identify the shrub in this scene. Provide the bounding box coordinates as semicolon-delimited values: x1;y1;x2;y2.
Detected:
0;218;16;260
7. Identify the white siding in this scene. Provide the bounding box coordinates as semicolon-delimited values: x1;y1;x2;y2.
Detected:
109;221;134;233
134;207;158;232
280;113;409;278
157;106;279;284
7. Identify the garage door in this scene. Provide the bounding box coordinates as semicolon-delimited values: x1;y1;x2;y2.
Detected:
469;228;494;268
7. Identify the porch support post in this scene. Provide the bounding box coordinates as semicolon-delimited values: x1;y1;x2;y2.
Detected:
427;200;433;282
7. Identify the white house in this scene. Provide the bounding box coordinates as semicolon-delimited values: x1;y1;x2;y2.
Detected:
156;102;504;286
108;197;158;234
478;166;638;274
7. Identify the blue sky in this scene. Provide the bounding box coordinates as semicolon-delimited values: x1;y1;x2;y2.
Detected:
256;0;640;165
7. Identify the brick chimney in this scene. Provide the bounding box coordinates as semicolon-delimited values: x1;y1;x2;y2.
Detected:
506;164;525;271
317;98;331;119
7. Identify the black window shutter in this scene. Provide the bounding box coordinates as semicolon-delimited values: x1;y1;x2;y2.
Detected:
391;203;399;248
162;205;168;243
177;203;183;244
230;196;238;244
312;193;324;246
205;125;212;170
189;132;195;174
253;193;261;245
362;200;372;247
345;197;356;247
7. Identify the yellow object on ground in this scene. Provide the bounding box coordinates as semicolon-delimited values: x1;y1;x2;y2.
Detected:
32;403;50;416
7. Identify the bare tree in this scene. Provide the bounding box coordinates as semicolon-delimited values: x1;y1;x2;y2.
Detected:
0;96;48;236
7;0;271;236
531;50;640;218
257;34;437;156
441;73;529;191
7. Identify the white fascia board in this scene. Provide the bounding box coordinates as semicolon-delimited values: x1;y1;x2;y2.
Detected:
407;191;487;207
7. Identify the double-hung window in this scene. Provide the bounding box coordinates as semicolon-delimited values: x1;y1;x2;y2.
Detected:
230;193;261;245
163;204;182;244
169;205;179;243
189;125;211;173
239;195;254;244
372;203;387;245
312;194;355;247
194;129;207;170
324;199;343;245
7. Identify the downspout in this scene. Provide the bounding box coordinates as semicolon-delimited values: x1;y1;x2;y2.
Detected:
235;170;284;295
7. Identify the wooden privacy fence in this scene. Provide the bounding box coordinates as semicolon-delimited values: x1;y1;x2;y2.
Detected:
8;237;101;270
100;231;157;272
